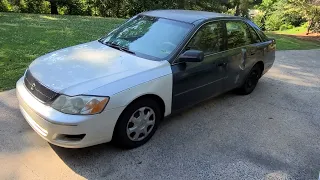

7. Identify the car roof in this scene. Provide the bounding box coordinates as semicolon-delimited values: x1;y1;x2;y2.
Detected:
140;10;238;24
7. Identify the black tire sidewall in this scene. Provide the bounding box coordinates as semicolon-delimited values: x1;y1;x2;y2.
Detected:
244;65;261;93
236;65;262;95
113;99;161;149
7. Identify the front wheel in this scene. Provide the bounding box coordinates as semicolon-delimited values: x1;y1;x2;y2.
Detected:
113;99;161;149
236;65;262;95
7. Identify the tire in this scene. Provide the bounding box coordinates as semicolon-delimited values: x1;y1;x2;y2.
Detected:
236;64;262;95
113;98;161;149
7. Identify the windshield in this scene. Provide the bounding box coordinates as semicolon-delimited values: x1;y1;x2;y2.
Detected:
100;15;193;60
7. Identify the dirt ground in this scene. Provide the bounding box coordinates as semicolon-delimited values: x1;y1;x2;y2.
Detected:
280;32;320;42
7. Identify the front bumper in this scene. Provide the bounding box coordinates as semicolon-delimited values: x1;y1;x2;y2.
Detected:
16;77;125;148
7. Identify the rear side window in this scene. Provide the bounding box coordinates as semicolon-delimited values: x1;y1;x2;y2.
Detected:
187;21;224;55
226;21;252;49
246;20;269;42
247;25;262;44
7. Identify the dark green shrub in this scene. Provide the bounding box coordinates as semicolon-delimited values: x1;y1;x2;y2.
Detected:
265;14;283;31
253;13;265;29
283;12;305;27
0;0;12;12
279;24;294;31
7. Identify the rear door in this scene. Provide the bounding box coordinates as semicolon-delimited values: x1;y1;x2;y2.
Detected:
171;21;228;111
223;20;261;91
246;20;276;73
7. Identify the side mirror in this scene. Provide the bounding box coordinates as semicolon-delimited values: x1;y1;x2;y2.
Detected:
178;50;204;63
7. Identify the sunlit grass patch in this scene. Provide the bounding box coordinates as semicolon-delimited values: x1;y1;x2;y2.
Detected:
0;12;124;91
265;32;320;50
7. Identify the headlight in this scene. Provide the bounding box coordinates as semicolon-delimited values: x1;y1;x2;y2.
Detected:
51;95;109;115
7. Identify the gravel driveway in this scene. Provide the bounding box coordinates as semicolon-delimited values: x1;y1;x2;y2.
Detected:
0;50;320;180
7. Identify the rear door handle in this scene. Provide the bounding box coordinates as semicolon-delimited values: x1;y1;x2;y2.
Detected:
217;62;227;67
250;49;257;55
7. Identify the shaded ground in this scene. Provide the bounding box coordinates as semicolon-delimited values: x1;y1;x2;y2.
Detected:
0;50;320;180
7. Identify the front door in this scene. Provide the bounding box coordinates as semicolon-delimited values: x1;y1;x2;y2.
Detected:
171;21;228;111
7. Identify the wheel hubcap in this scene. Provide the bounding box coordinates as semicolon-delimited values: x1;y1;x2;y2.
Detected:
126;107;156;141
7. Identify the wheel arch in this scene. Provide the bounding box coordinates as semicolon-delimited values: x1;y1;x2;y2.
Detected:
112;93;166;141
125;94;166;119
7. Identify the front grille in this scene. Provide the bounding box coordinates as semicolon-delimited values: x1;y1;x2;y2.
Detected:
24;69;58;103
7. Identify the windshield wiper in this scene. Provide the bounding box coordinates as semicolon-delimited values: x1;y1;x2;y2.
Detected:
105;41;136;55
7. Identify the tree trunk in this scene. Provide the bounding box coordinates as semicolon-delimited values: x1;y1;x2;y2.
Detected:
234;3;240;16
178;0;185;9
307;16;315;35
115;1;120;17
50;0;58;14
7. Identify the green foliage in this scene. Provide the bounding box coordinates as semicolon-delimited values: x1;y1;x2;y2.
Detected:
253;13;264;29
0;0;258;18
265;13;282;31
24;0;50;13
279;24;294;31
0;0;11;12
255;0;319;31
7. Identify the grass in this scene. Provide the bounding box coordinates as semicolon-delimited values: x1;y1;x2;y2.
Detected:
0;12;124;91
275;26;307;35
265;32;320;51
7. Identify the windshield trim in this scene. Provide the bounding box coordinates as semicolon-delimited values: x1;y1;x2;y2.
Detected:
99;15;195;61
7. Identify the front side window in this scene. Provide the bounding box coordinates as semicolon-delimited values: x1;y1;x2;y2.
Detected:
226;21;252;49
100;15;193;60
187;22;224;55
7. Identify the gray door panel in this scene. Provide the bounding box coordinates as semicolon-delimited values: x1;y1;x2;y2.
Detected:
171;52;228;111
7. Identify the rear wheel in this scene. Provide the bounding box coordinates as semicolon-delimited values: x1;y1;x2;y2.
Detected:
236;65;262;95
113;99;161;149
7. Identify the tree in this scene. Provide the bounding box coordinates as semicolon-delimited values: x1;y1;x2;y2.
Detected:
0;0;12;12
228;0;254;17
287;0;320;34
48;0;58;14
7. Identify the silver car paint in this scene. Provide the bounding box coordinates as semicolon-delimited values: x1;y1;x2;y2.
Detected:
28;41;171;95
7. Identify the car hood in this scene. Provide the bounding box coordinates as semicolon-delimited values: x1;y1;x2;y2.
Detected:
28;41;166;95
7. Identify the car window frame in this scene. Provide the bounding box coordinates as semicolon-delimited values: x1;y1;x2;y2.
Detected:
245;20;269;42
186;21;226;56
243;22;264;44
171;19;228;65
171;18;268;65
225;20;254;50
99;15;195;61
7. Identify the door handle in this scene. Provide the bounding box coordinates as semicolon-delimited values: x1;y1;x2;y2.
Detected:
250;49;257;55
217;62;227;67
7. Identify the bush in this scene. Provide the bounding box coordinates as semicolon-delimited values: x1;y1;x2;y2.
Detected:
24;0;50;14
282;12;305;27
253;13;265;30
265;14;283;31
279;24;294;31
302;22;309;28
0;0;12;12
